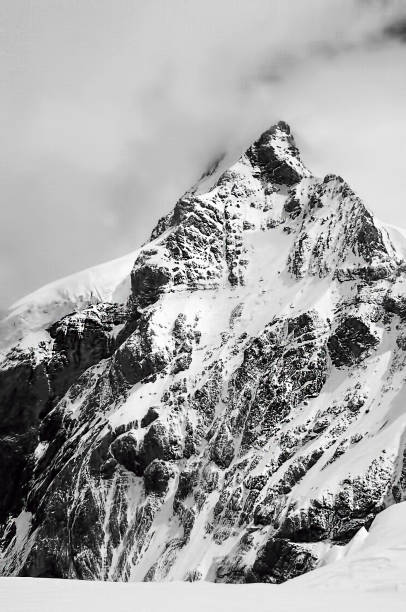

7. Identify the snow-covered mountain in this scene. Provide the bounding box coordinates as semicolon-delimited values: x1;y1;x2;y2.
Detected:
1;121;406;583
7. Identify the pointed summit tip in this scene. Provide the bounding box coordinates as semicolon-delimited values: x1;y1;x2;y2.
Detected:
246;120;308;186
273;120;292;134
259;120;295;144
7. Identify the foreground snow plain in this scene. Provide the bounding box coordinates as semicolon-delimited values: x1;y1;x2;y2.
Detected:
1;502;406;611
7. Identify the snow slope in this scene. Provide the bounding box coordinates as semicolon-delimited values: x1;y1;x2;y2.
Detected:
0;250;138;351
1;502;405;612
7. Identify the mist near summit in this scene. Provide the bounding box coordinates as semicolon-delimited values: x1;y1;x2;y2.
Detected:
1;0;406;308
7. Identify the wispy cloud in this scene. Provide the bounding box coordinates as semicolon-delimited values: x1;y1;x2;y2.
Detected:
1;0;406;308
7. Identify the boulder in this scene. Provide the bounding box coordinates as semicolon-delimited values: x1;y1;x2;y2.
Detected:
144;459;174;495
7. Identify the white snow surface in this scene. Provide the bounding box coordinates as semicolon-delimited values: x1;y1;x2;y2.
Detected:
1;502;405;611
0;250;138;350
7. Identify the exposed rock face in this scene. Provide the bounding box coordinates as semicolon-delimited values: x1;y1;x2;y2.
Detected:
144;460;174;495
248;537;318;583
131;263;172;308
246;121;309;186
47;304;128;402
1;121;406;584
110;433;141;475
0;303;127;527
327;316;379;367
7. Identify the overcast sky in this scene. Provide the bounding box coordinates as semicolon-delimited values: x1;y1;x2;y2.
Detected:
1;0;406;310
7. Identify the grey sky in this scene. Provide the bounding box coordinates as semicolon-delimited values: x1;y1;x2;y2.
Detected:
1;0;406;310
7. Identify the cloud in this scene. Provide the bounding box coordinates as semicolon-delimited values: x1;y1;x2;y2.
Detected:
383;17;406;42
98;0;406;231
1;0;406;308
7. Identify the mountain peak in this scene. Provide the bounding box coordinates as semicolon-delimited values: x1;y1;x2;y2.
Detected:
245;120;310;186
2;120;406;585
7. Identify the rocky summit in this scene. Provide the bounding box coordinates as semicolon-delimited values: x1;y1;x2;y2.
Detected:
1;121;406;583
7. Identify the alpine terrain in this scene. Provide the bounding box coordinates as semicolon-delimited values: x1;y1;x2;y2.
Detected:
1;121;406;584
